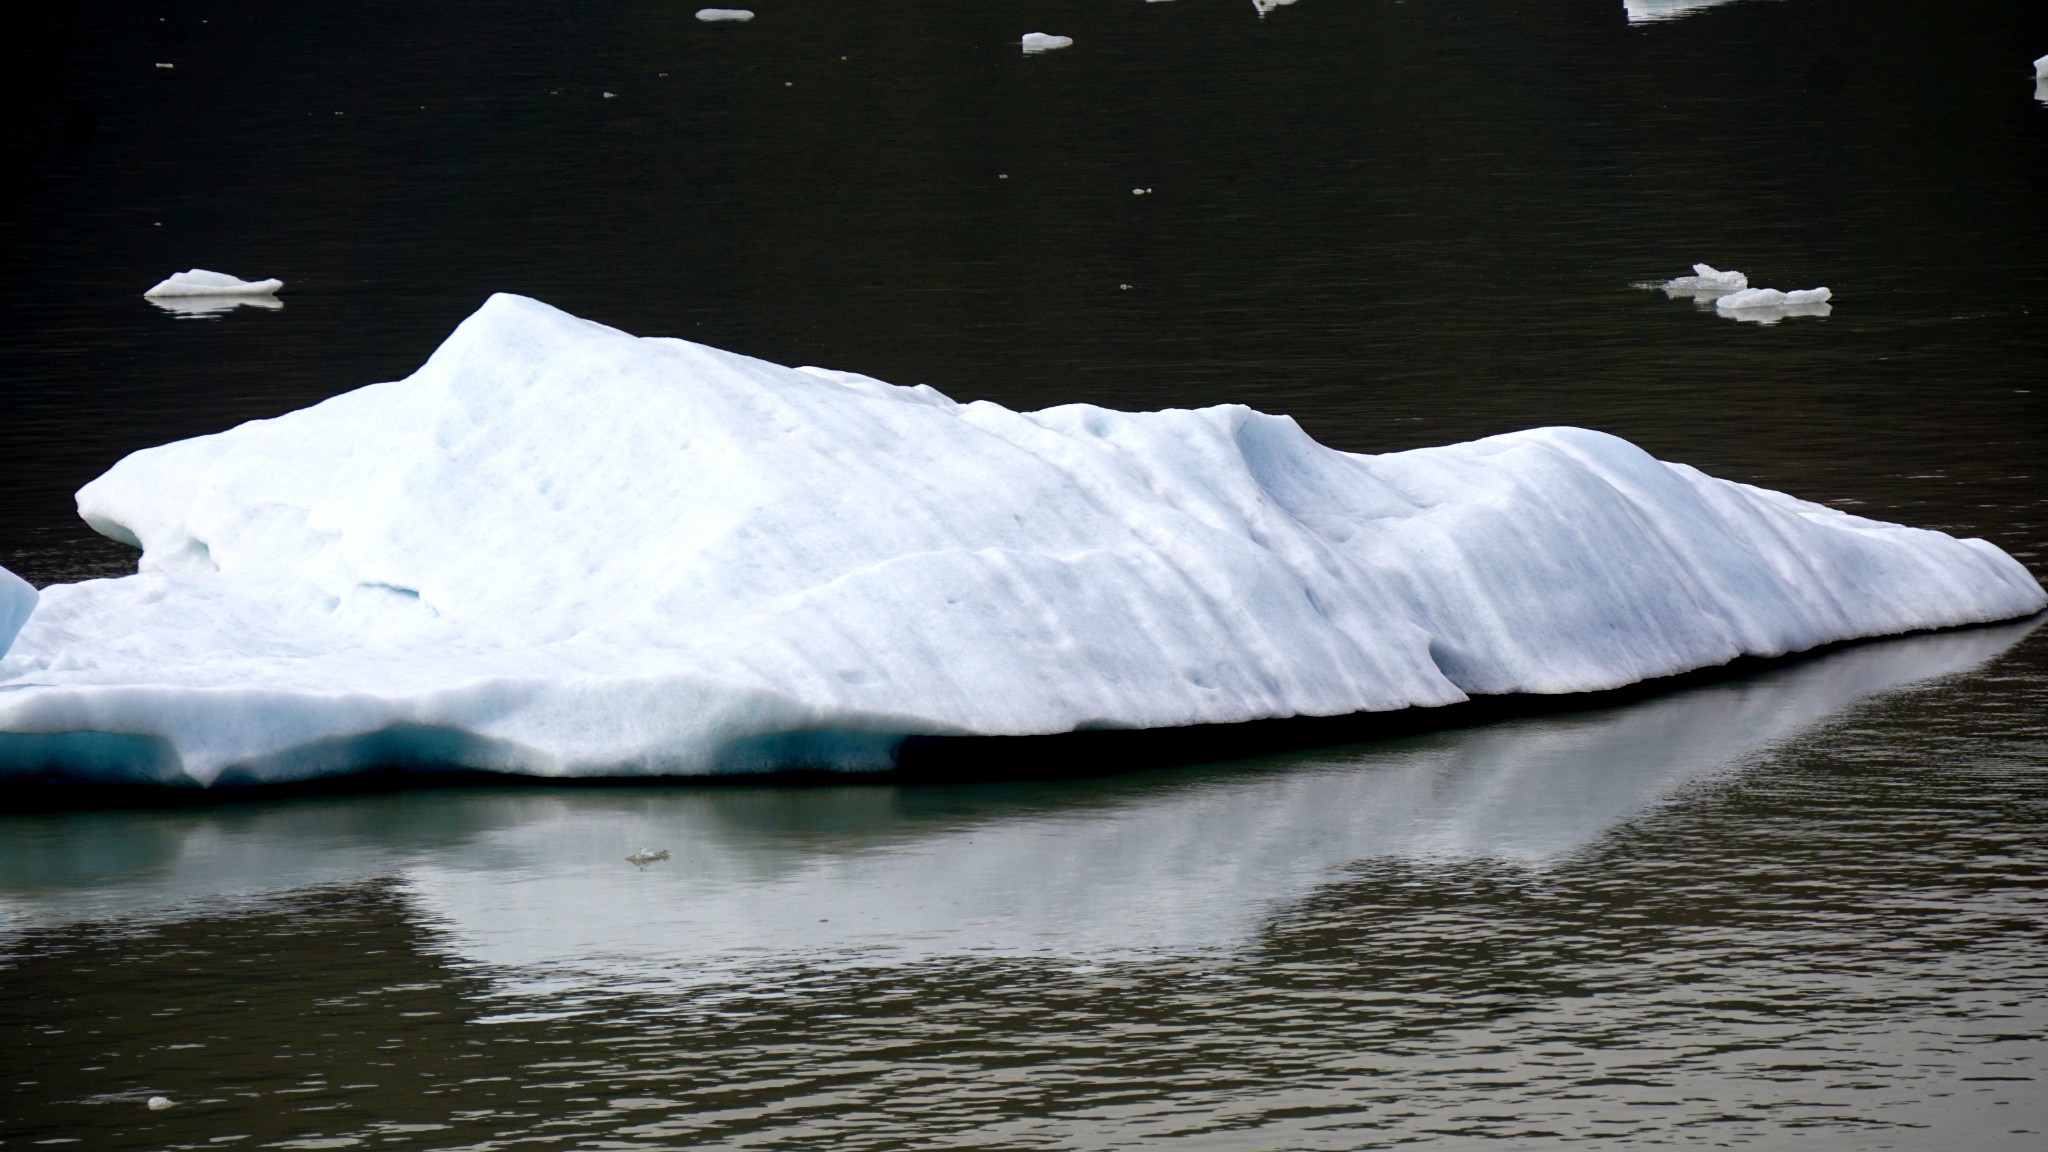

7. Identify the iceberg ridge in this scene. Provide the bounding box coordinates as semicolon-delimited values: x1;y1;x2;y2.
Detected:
0;294;2039;786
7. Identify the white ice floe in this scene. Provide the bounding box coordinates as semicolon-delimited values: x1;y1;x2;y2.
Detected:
1716;286;1831;310
0;293;2039;786
1022;33;1072;53
2035;53;2047;79
695;8;754;21
1714;285;1833;325
143;269;284;298
1663;263;1748;295
1253;0;1300;16
1650;265;1832;324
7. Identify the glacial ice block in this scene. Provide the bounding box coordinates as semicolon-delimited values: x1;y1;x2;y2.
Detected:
1021;33;1073;53
143;269;284;298
1;293;2040;786
2036;53;2047;79
0;566;33;659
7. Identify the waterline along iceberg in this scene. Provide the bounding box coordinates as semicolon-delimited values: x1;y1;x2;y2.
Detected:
1;294;2040;786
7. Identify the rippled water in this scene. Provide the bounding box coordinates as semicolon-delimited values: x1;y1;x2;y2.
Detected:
4;0;2047;1146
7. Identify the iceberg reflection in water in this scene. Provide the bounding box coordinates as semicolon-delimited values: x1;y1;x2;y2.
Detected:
0;619;2035;979
145;293;283;319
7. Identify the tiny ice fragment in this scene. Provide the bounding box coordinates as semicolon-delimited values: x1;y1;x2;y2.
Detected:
695;8;754;20
1253;0;1299;15
143;269;284;298
626;849;671;866
155;63;174;69
602;91;616;99
1022;33;1073;53
147;1096;173;1110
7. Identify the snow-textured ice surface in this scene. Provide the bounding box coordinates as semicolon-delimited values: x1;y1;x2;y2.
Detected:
694;8;753;21
143;269;284;298
0;294;2039;787
1021;33;1072;53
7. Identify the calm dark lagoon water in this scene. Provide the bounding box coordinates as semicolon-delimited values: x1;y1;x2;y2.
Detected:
3;0;2047;1147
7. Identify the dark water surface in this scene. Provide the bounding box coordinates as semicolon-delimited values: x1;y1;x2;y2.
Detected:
4;0;2047;1147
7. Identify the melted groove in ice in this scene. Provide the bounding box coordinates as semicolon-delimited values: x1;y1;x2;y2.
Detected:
0;294;2039;785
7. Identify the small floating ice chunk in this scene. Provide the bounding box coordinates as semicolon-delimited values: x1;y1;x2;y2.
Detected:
626;849;671;866
2035;53;2047;79
695;8;754;20
1253;0;1299;15
1664;263;1748;294
147;1096;173;1110
1717;286;1830;310
1022;33;1073;53
144;269;284;298
0;566;34;660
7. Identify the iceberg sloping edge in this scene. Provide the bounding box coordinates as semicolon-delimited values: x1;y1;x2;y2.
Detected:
1;294;2040;786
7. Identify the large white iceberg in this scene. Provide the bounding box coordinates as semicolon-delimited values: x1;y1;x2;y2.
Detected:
0;294;2039;786
142;269;284;298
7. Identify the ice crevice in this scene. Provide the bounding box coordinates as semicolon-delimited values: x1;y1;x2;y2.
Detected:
0;293;2039;786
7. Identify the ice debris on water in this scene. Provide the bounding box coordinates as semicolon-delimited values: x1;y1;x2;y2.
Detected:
1663;263;1747;294
1717;287;1832;310
626;849;671;866
1648;264;1832;324
1253;0;1300;16
695;8;754;20
1022;33;1073;53
2035;53;2047;78
147;1096;173;1110
144;269;284;298
0;293;2038;786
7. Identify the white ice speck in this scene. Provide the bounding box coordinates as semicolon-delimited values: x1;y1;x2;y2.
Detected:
696;8;754;21
147;1096;173;1111
1022;33;1073;53
155;63;174;69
